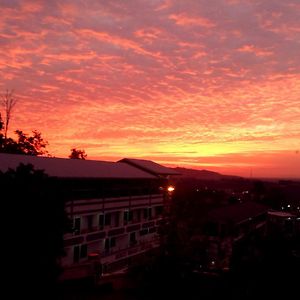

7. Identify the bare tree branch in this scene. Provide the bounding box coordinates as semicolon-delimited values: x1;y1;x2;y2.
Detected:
2;89;17;139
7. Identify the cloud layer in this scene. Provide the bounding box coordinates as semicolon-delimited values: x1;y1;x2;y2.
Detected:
0;0;300;178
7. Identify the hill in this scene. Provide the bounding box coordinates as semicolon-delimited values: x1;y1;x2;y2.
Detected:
172;167;241;180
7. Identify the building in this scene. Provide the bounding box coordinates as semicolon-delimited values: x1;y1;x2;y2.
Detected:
200;202;269;271
268;211;300;238
0;153;178;281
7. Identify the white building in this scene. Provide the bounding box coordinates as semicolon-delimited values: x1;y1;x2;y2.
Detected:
0;153;178;281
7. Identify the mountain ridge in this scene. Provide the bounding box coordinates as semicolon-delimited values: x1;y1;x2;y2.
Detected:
172;167;242;180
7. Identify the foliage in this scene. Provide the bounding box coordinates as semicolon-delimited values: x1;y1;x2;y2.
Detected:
2;163;69;298
0;90;48;156
0;127;48;156
69;148;87;159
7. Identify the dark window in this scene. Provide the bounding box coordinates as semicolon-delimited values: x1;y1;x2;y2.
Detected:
148;208;152;219
110;237;116;248
124;210;129;224
155;206;164;216
74;217;81;235
115;212;120;227
143;208;148;219
73;246;80;263
87;215;93;231
105;213;111;226
135;209;141;222
105;237;116;250
129;211;133;221
144;208;152;219
80;244;87;258
99;214;104;229
148;227;156;233
105;238;110;251
140;229;149;236
124;210;133;224
129;232;137;245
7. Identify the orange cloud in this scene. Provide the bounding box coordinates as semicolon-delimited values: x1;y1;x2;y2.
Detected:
169;13;216;28
0;0;300;179
237;45;274;57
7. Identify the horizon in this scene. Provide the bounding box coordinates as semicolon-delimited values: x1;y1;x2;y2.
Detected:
1;0;300;179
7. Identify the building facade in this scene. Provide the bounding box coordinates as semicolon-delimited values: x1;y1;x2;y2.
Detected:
0;154;178;281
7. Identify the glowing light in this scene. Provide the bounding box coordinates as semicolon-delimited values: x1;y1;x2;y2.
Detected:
167;186;175;192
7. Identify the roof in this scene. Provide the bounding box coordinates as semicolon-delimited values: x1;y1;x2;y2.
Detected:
0;153;157;179
207;202;269;224
268;211;295;218
119;158;180;176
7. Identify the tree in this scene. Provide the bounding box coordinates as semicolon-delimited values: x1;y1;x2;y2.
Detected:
0;90;48;156
2;164;70;298
2;89;17;139
0;129;48;156
69;148;87;159
14;129;48;155
0;113;4;149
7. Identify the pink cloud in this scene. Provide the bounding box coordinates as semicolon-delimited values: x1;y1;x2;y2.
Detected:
169;13;216;28
0;0;299;178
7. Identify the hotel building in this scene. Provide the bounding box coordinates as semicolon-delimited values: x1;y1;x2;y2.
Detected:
0;154;178;281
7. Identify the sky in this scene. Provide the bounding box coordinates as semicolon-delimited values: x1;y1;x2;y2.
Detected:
0;0;300;178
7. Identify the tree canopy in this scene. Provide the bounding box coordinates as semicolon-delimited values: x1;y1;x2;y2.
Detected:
0;127;48;156
0;109;48;156
2;163;69;298
69;148;87;159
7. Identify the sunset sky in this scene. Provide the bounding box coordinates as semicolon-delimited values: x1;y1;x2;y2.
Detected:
1;0;300;178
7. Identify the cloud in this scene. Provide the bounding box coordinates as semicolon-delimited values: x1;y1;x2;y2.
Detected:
0;0;300;178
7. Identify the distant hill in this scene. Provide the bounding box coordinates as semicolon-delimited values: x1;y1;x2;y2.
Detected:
172;167;241;180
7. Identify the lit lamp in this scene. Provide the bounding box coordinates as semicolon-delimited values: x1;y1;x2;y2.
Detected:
167;186;175;193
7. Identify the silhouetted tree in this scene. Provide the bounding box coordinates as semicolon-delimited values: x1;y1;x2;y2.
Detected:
69;148;87;159
0;91;48;156
2;164;69;298
1;89;17;139
0;113;4;149
0;129;48;155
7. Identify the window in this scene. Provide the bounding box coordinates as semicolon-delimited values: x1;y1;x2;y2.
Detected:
140;229;149;236
105;238;116;251
148;227;156;234
104;213;111;226
143;207;152;220
129;232;137;245
129;211;133;221
80;244;87;258
87;215;93;231
99;214;104;229
73;246;80;263
124;210;133;224
115;212;120;227
134;209;141;222
155;206;164;216
110;237;116;248
105;238;110;251
74;217;81;235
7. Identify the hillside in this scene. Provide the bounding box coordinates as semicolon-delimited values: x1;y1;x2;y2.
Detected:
172;167;240;180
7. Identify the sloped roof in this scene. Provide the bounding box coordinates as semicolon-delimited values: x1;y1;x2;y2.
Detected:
207;202;269;224
0;153;157;179
268;211;295;218
119;158;180;176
